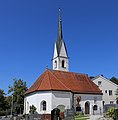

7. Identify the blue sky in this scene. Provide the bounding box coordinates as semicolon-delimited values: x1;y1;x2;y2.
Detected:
0;0;118;94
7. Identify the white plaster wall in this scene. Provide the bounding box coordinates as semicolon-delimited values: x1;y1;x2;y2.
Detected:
93;76;118;104
52;55;69;71
24;91;102;115
52;57;59;70
74;94;103;115
58;57;69;71
52;91;72;110
24;91;52;114
53;43;58;59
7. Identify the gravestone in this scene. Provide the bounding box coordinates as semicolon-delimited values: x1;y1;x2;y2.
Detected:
64;109;75;120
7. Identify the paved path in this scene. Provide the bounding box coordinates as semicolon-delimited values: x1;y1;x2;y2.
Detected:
88;115;113;120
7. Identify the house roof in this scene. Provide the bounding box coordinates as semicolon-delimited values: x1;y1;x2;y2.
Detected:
25;69;102;95
92;75;118;87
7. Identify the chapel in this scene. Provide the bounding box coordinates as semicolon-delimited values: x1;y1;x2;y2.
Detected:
24;8;103;119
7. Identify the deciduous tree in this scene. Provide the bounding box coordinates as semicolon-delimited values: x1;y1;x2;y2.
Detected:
0;89;8;115
8;79;28;114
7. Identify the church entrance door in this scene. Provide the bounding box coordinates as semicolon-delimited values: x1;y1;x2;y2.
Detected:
85;102;90;114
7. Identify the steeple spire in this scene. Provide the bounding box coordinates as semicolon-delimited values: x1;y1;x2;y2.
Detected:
56;8;65;56
52;8;69;72
58;8;63;40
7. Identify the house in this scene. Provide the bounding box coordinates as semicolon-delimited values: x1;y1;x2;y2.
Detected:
24;9;103;119
92;75;118;105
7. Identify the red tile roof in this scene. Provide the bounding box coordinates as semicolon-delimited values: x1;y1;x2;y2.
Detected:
25;69;102;95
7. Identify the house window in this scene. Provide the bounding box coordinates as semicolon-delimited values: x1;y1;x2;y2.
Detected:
55;60;57;68
110;101;114;104
109;90;113;96
41;101;46;111
93;105;97;110
105;90;107;93
62;60;65;68
98;81;102;86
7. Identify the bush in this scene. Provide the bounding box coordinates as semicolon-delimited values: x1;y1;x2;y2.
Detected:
29;105;37;114
0;110;5;116
107;107;116;120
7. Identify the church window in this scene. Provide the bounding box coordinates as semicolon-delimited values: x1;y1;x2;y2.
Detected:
93;105;97;110
62;60;65;68
41;101;46;111
55;60;57;68
105;90;107;93
103;101;105;106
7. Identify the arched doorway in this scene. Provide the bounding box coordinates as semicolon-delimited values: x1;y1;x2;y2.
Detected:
51;105;65;120
57;105;65;112
85;102;90;114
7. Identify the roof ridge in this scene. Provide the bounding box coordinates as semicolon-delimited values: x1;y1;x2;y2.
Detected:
48;70;71;91
94;75;118;87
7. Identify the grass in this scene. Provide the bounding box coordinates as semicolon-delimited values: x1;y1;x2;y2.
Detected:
75;115;89;120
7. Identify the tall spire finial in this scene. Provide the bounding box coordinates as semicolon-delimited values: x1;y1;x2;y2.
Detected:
59;8;61;21
58;8;63;40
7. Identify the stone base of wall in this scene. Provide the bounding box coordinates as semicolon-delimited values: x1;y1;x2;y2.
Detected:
42;114;51;120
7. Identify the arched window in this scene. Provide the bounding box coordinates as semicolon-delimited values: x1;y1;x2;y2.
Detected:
55;60;57;68
41;101;46;111
62;60;65;68
93;105;97;110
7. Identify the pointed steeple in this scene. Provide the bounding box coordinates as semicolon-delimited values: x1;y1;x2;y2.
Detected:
56;8;63;56
52;8;69;72
58;8;63;41
56;8;68;57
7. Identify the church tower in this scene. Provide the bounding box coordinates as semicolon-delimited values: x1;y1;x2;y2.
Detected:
52;8;69;71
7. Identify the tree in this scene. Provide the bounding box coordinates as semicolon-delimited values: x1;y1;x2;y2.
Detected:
5;96;12;115
0;89;8;116
110;77;118;85
29;105;37;114
8;79;28;114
